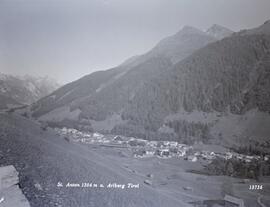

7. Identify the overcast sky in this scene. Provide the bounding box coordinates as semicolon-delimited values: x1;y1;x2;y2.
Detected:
0;0;270;84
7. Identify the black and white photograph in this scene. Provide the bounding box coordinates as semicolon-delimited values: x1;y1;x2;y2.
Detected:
0;0;270;206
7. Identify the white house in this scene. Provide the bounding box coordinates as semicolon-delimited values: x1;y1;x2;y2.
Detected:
187;155;198;162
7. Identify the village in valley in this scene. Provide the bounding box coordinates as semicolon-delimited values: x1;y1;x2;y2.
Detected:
55;127;268;165
52;127;270;206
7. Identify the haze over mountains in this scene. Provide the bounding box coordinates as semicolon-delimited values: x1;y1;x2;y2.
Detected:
29;21;270;149
0;74;60;109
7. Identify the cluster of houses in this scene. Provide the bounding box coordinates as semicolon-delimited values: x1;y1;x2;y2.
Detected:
201;151;265;163
130;139;192;159
55;127;268;163
187;150;265;164
54;127;192;159
55;128;109;144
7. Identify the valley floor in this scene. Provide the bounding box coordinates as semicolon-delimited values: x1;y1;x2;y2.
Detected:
0;112;269;207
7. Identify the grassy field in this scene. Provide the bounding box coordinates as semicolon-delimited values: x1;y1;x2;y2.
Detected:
0;112;269;207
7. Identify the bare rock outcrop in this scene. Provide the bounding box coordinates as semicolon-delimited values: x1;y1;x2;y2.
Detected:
0;165;30;207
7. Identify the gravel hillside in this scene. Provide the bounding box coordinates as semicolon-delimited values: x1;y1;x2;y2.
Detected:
0;113;190;207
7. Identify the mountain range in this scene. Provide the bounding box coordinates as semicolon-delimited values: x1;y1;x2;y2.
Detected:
30;22;270;149
31;25;220;121
0;74;60;109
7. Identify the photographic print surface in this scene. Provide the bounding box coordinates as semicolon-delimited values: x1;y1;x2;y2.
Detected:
0;0;270;206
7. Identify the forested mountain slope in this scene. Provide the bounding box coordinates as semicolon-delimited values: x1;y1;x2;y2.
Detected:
120;27;270;146
31;21;270;148
31;26;216;125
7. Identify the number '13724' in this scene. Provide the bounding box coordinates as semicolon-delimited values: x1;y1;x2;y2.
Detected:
249;185;263;190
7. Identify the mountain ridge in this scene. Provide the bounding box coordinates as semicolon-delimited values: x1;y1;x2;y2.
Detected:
30;20;270;148
31;25;216;121
0;73;60;109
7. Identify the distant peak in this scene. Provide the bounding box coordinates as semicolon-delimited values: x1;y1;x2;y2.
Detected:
0;73;7;80
176;25;205;36
209;24;223;28
207;24;233;32
206;24;233;39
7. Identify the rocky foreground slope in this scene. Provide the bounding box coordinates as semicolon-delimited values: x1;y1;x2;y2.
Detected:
0;113;191;207
0;165;30;207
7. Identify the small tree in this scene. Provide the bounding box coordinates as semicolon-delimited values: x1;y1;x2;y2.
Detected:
226;161;234;176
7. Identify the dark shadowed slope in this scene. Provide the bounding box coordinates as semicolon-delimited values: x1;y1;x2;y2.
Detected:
121;22;270;143
124;34;270;123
